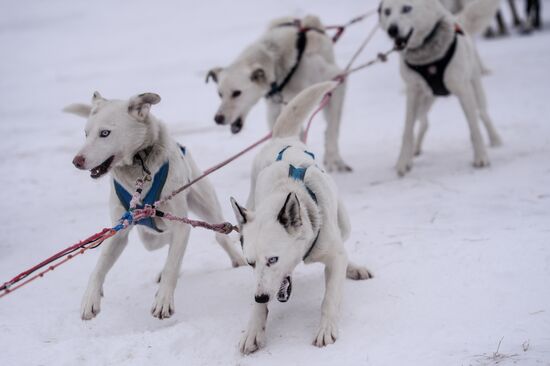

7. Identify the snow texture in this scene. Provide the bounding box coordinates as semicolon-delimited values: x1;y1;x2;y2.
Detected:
0;1;549;365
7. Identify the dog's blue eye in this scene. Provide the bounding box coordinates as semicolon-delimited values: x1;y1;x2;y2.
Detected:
267;256;278;265
99;130;111;138
402;5;412;14
384;8;391;16
247;261;256;268
232;90;242;98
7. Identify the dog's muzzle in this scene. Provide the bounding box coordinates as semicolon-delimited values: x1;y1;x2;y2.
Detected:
393;29;414;51
277;276;292;303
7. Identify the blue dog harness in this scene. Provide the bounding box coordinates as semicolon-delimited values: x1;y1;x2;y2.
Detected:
275;145;320;260
113;145;187;232
276;145;318;203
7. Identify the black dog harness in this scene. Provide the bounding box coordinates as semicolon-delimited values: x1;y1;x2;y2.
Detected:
275;145;320;260
405;25;464;97
265;20;325;101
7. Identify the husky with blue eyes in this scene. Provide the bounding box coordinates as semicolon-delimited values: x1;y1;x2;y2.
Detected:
378;0;502;176
230;82;372;354
64;92;245;321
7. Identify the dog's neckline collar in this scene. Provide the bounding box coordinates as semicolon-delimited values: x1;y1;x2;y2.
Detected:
265;21;313;101
303;229;320;261
133;145;154;176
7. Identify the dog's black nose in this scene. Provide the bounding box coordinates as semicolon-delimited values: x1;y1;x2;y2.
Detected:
255;294;270;303
388;24;399;38
214;114;225;125
73;155;86;169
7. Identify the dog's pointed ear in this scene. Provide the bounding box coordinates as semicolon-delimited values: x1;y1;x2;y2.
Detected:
92;91;105;103
250;67;266;83
278;192;302;230
230;197;249;225
128;93;161;121
63;103;92;118
206;67;223;84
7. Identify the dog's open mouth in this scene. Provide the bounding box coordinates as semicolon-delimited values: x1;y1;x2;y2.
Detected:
394;29;413;51
231;117;243;134
277;276;292;303
90;156;114;179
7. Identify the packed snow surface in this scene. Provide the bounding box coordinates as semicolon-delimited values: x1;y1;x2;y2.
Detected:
0;1;549;365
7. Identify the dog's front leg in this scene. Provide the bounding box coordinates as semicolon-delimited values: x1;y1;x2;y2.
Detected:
151;224;190;319
323;82;352;172
455;85;490;168
397;89;420;176
314;250;347;347
81;229;129;320
239;302;268;355
266;100;282;130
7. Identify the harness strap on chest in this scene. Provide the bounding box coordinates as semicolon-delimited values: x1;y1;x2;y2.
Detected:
113;145;187;232
266;22;310;100
276;146;318;203
405;27;463;97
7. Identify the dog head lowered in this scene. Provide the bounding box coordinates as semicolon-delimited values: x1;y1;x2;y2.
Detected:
206;63;273;134
228;81;336;304
231;193;316;304
63;92;161;179
378;0;449;51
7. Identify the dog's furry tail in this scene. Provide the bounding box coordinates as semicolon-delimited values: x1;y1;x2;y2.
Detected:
457;0;500;35
272;81;338;139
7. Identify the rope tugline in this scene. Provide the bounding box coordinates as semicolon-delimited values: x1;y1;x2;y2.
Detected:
0;8;395;299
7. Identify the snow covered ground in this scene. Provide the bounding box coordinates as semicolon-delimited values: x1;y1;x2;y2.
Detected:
1;1;549;365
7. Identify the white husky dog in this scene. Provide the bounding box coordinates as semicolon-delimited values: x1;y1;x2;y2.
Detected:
64;92;245;320
230;82;372;354
206;15;352;172
378;0;503;176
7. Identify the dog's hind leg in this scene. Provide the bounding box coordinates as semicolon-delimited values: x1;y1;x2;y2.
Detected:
414;95;435;156
151;224;190;319
239;302;268;354
322;81;352;173
187;164;245;267
314;246;347;347
81;229;129;320
455;85;490;167
471;77;502;147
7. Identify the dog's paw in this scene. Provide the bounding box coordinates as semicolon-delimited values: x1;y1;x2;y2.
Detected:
324;157;353;173
346;263;373;280
81;285;103;320
396;160;412;177
151;289;174;319
239;326;266;355
313;319;338;347
473;153;490;168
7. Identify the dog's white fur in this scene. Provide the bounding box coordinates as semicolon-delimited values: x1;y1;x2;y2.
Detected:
64;92;245;320
230;82;372;354
379;0;502;176
207;15;352;172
